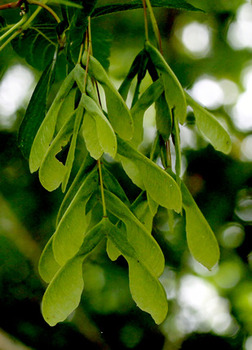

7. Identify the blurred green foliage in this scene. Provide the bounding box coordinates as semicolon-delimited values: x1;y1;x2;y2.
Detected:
0;0;252;349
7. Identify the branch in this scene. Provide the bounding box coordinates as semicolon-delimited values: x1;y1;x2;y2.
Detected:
0;0;24;11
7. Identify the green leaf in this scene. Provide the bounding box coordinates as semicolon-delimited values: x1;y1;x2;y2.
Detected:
105;190;165;277
61;105;84;192
39;236;61;283
80;94;117;158
117;154;145;189
186;93;232;154
106;238;121;261
181;181;220;270
82;113;103;159
155;93;172;141
42;255;84;326
92;25;112;71
53;169;99;265
103;167;130;204
29;67;76;173
55;87;77;134
105;220;136;259
128;258;168;324
117;138;182;213
172;114;182;187
38;111;76;192
131;192;158;232
77;219;106;256
74;65;99;103
18;59;56;159
106;220;167;324
93;0;203;17
145;41;187;124
12;12;58;71
56;154;96;225
82;53;133;140
118;50;147;100
42;220;105;326
65;1;98;65
130;79;164;147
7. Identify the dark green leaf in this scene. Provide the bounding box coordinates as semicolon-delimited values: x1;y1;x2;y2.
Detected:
103;167;130;204
65;0;98;65
12;12;58;70
18;59;56;159
48;0;83;8
155;93;172;141
93;0;203;17
118;50;146;100
92;25;112;70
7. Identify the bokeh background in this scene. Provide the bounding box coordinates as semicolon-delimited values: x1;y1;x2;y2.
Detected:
0;0;252;349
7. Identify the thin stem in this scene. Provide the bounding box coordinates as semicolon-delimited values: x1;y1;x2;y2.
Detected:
28;0;61;23
145;0;163;53
85;16;107;218
98;159;107;217
0;0;23;10
22;6;42;30
82;20;92;90
77;43;84;64
165;140;172;169
142;0;149;41
0;13;28;43
0;29;20;52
